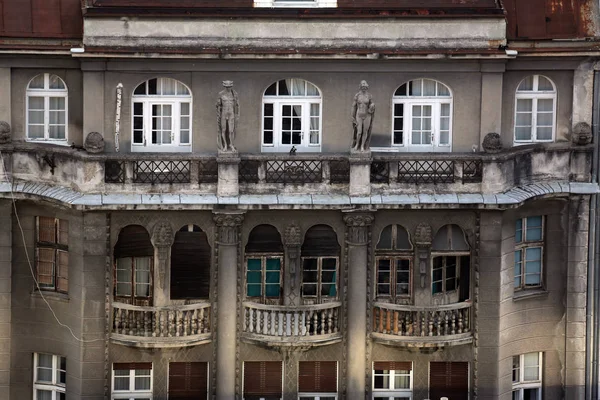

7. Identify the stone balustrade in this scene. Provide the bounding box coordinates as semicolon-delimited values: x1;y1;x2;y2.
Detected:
0;142;592;198
242;301;342;347
371;301;473;348
111;302;211;348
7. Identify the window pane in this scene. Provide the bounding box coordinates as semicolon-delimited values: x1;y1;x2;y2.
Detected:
525;217;542;240
516;112;532;126
523;353;540;380
29;75;45;89
49;125;66;139
537;76;554;91
515;126;532;141
516;99;533;112
394;374;410;389
423;79;436;96
524;388;541;400
518;76;534;91
512;355;520;382
29;110;44;125
37;353;53;368
49;97;65;110
537;127;553;140
515;219;523;243
373;372;390;389
49;111;66;125
49;75;65;89
29;97;45;110
114;375;130;390
377;259;391;296
36;390;53;400
438;83;450;96
135;376;151;390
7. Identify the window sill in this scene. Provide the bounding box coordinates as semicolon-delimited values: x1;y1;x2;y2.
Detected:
513;288;548;302
32;290;70;302
26;139;69;146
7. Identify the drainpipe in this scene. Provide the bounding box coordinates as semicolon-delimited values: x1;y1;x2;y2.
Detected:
586;70;600;400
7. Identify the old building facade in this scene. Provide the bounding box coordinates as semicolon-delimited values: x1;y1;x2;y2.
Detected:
1;0;600;399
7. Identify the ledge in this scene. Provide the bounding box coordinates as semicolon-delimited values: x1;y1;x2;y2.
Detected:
31;290;70;303
513;288;549;302
110;333;212;348
371;332;473;348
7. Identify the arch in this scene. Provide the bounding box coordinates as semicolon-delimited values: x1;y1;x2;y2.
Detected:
376;224;412;250
391;78;452;151
514;74;556;143
114;225;154;305
431;224;470;301
114;225;153;258
26;73;68;142
246;224;284;253
301;225;340;257
131;77;192;152
171;225;211;299
262;78;322;153
432;224;469;251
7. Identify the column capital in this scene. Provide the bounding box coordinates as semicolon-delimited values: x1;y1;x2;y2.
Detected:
343;212;374;245
213;212;245;245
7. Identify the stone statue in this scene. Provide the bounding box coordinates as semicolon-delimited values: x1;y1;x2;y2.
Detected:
351;80;375;152
216;80;239;152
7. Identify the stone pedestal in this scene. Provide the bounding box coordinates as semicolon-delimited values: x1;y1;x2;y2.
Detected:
343;212;374;400
217;151;240;197
213;213;244;400
349;151;372;197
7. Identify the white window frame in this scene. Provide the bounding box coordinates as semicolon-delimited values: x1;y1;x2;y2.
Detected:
262;79;322;153
254;0;337;7
298;394;338;400
512;352;542;400
26;73;68;144
514;216;544;291
33;353;66;400
388;79;452;153
514;75;556;144
371;363;413;400
131;77;192;153
111;365;153;400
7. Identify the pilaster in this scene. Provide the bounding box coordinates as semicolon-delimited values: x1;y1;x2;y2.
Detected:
479;63;505;148
0;68;10;125
343;211;374;400
213;212;244;400
151;220;174;307
0;200;11;400
82;63;106;139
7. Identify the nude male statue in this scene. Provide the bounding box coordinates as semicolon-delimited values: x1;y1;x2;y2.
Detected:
216;80;239;152
351;80;375;152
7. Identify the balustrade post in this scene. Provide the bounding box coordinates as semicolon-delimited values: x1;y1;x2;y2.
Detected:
343;212;374;400
214;212;244;400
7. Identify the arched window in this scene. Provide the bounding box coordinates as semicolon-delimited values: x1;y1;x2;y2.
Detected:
431;224;470;302
26;73;68;142
114;225;154;305
245;225;284;303
262;79;322;153
171;225;211;300
391;79;452;152
514;75;556;144
301;225;339;303
375;225;413;301
132;77;192;152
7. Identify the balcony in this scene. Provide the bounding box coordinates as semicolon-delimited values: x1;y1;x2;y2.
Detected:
0;142;594;206
111;302;211;348
242;301;342;348
371;301;473;348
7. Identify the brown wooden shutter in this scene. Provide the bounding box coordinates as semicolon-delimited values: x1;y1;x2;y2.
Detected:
113;362;152;370
36;248;55;285
505;0;579;39
373;361;412;371
58;219;68;246
429;362;469;400
337;0;497;7
114;225;154;258
57;250;69;292
301;225;340;257
168;362;208;400
171;228;212;299
298;361;337;393
38;217;56;243
244;361;282;397
246;225;284;253
92;0;254;7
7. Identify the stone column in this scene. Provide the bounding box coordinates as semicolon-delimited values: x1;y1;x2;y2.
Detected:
343;212;374;400
349;151;371;197
217;151;241;197
0;200;11;400
214;212;244;400
479;63;504;149
151;220;174;307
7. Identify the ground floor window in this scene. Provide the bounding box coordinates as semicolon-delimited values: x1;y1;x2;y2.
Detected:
112;363;152;400
243;361;283;400
512;353;542;400
34;353;66;400
372;361;412;399
168;362;208;400
429;362;469;400
298;361;337;399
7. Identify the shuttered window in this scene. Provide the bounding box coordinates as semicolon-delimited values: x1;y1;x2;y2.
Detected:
112;363;152;400
36;217;69;293
168;362;208;400
372;362;412;399
246;225;284;303
243;361;282;400
301;225;340;303
298;361;337;396
171;225;211;299
504;0;579;39
114;225;154;306
429;362;469;400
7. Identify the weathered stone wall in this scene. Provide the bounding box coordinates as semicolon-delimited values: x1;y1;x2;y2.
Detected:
0;200;12;400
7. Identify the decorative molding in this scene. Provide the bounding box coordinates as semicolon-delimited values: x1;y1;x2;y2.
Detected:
473;212;481;400
343;213;374;245
213;213;244;245
151;220;174;287
414;222;433;247
284;223;302;289
283;223;302;246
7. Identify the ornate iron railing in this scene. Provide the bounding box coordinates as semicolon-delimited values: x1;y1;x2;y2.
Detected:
372;301;471;342
242;301;341;343
198;159;218;183
111;302;211;347
397;160;455;184
105;160;125;183
133;160;191;184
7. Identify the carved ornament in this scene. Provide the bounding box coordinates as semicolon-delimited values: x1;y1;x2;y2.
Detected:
152;220;174;249
344;213;374;245
0;121;10;144
284;223;302;247
414;223;432;247
573;122;592;145
482;132;502;154
84;131;105;153
213;213;244;245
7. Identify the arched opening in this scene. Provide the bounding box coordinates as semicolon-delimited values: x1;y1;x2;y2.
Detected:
170;225;211;300
431;224;470;302
245;225;284;304
375;225;413;302
114;225;154;305
301;225;340;303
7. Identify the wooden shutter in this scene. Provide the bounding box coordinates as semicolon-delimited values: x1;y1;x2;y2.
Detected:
246;225;283;253
430;362;469;400
114;225;153;258
57;250;69;292
243;361;282;397
168;362;208;400
38;217;56;243
298;361;337;393
505;0;579;39
36;247;55;285
113;362;152;370
57;219;68;246
338;0;498;7
373;361;412;371
301;225;340;257
171;228;212;299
